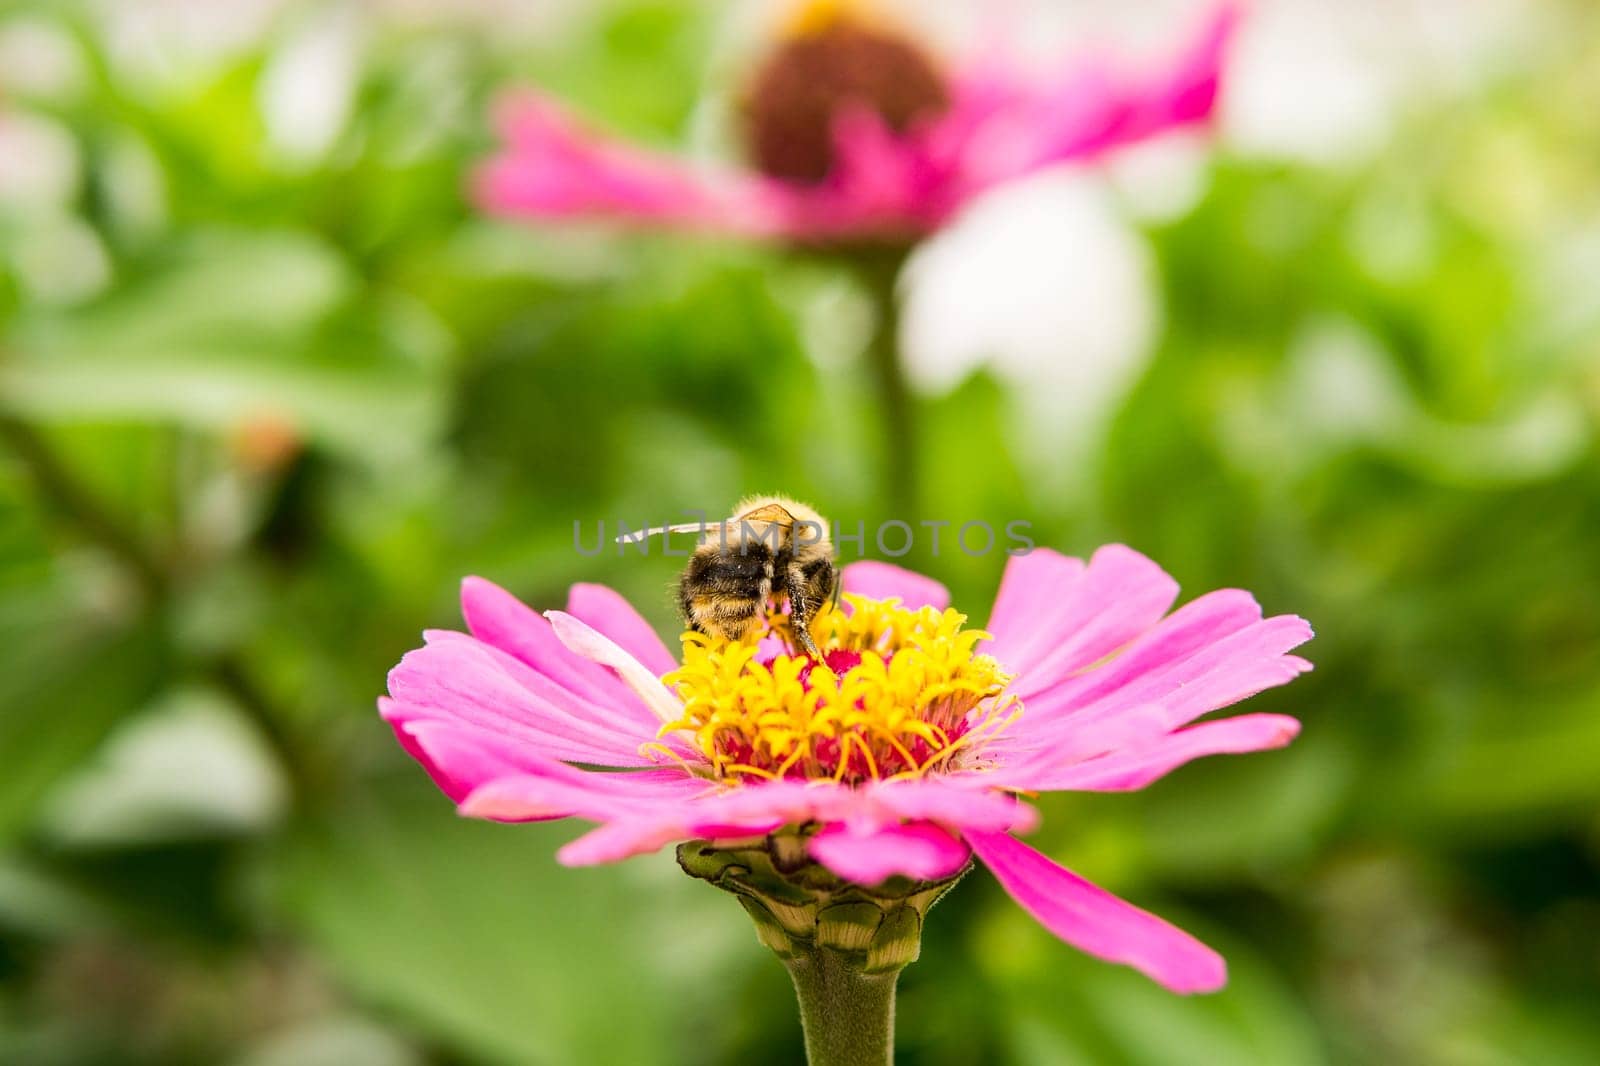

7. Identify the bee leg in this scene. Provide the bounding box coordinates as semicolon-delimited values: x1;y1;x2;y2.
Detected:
785;563;823;659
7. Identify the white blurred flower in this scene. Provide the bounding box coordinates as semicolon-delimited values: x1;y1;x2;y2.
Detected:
1283;318;1409;442
1223;0;1524;166
96;0;287;83
914;0;1210;66
260;7;364;166
362;0;587;35
900;170;1159;459
1107;131;1211;223
0;113;80;210
0;17;88;99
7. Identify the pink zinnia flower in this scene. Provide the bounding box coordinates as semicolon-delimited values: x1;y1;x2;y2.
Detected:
381;543;1311;993
475;3;1239;243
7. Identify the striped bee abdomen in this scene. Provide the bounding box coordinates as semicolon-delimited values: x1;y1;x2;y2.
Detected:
678;545;775;642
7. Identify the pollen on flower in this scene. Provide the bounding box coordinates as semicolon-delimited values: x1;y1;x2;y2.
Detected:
657;594;1019;783
741;3;949;184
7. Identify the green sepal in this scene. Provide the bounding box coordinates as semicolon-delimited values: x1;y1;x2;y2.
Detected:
676;828;967;973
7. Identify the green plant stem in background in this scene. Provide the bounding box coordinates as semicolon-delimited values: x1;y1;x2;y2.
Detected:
855;252;917;517
0;411;315;803
0;412;169;600
785;947;897;1066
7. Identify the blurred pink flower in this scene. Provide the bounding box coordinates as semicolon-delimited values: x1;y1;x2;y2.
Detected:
381;544;1312;992
474;4;1239;243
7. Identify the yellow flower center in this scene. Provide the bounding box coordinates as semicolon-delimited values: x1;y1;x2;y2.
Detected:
783;0;856;37
658;594;1019;783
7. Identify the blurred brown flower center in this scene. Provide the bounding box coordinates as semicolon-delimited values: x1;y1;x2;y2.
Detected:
741;12;949;184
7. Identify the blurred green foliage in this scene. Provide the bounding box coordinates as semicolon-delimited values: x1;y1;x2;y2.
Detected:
3;1;1600;1063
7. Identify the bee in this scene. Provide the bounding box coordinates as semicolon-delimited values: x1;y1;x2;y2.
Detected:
619;496;837;658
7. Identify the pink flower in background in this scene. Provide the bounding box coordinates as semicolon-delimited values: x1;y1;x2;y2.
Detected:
475;3;1239;243
381;544;1312;992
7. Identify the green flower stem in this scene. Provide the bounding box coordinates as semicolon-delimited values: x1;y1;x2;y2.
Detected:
678;837;968;1066
853;251;917;517
0;410;314;803
786;946;898;1066
0;411;168;599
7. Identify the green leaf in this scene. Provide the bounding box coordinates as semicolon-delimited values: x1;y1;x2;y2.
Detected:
264;772;763;1065
975;901;1324;1066
37;686;289;848
0;229;449;464
0;607;167;844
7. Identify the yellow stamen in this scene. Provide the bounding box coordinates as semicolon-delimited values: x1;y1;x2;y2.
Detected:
784;0;859;37
661;594;1019;784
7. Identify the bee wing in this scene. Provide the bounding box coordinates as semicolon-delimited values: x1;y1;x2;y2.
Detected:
614;522;716;545
737;502;797;525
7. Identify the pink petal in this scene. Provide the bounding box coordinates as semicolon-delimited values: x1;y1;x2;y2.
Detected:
384;634;659;767
545;778;1023;874
475;90;780;236
985;702;1173;772
543;610;684;725
808;822;971;884
987;545;1179;682
861;777;1037;836
1024;612;1313;742
840;561;950;611
555;791;811;866
535;776;1029;873
751;109;938;241
549;778;977;868
1044;588;1269;708
966;830;1226;994
677;779;857;829
1149;0;1240;126
1150;626;1313;729
944;2;1238;198
556;813;763;867
565;582;678;677
382;705;473;803
986;548;1084;645
425;629;658;740
384;713;556;806
999;713;1302;793
459;577;649;716
553;779;847;867
460;760;711;823
826;107;926;217
471;7;1236;243
994;590;1263;749
1000;589;1312;759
